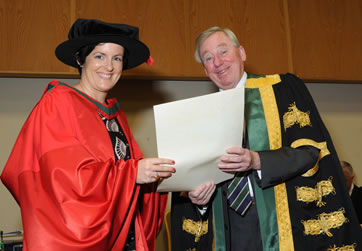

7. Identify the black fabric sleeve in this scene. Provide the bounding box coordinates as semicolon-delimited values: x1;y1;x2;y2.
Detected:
170;192;214;251
254;145;320;188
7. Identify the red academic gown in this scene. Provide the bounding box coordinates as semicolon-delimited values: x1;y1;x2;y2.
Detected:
1;81;168;251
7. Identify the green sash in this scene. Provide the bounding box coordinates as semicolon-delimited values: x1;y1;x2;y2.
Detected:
212;187;227;251
245;86;279;250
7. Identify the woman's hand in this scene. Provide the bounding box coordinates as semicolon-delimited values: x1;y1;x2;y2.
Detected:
137;158;175;184
188;181;216;206
218;146;260;173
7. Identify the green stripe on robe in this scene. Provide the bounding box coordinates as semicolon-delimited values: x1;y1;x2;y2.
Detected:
245;86;279;250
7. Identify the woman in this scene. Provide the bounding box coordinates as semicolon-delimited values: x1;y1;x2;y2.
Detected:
1;18;175;251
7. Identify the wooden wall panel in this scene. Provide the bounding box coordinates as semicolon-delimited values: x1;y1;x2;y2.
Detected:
186;0;290;76
0;0;361;82
0;0;77;75
75;0;289;79
75;0;201;78
288;0;362;82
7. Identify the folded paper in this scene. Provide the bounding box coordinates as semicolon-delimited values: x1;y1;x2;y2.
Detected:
154;88;244;192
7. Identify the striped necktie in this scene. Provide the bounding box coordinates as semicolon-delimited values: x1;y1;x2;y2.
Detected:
227;120;252;215
227;174;252;215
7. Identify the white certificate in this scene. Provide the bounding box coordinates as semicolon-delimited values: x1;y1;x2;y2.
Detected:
154;87;244;192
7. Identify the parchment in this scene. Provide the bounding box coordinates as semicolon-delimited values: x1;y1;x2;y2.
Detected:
154;87;244;192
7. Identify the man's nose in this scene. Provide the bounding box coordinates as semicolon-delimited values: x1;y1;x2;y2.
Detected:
214;55;223;67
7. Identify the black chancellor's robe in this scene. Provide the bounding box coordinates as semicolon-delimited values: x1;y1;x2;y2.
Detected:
171;73;362;251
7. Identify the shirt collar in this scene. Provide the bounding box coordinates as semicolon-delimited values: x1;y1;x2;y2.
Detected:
219;72;247;91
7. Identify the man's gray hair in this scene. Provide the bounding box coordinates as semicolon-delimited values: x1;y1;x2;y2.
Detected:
194;26;241;64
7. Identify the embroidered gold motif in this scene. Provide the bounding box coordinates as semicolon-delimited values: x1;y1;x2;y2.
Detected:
290;139;330;177
327;243;357;251
296;177;335;207
302;208;348;237
182;218;208;242
283;102;312;131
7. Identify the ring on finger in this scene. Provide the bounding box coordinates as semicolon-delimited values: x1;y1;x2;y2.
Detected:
153;172;160;181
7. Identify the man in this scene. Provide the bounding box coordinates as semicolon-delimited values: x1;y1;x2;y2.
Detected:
341;160;362;225
171;27;362;251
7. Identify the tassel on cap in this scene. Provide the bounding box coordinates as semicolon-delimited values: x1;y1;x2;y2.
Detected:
146;56;154;66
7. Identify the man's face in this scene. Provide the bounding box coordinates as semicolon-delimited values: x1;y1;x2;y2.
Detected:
199;31;246;90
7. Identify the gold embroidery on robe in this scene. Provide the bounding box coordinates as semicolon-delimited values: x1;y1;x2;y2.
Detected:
182;218;208;242
302;208;348;237
327;243;357;251
290;139;330;177
296;177;335;207
283;102;312;131
245;74;281;88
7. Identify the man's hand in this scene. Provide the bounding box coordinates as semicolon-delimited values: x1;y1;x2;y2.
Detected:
218;146;260;173
188;181;216;206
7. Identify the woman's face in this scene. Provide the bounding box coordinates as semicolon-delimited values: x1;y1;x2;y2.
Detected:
80;43;124;101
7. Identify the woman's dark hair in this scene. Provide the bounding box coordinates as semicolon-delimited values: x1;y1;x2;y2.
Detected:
75;44;128;74
75;44;96;74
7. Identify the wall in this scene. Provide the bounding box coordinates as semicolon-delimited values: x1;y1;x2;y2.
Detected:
1;0;362;82
0;77;361;249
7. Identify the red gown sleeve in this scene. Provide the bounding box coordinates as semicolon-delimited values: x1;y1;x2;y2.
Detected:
116;104;168;251
1;83;167;251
